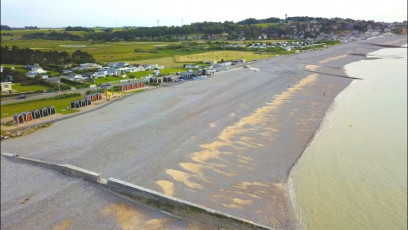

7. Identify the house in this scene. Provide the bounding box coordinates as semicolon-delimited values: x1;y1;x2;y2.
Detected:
62;70;73;74
94;69;108;78
45;76;61;84
24;63;40;70
1;82;13;93
184;64;200;69
203;60;217;64
31;67;47;74
116;62;129;68
214;62;232;68
118;66;138;73
26;67;48;79
135;65;146;72
106;69;121;76
79;63;102;69
66;74;85;82
143;64;159;70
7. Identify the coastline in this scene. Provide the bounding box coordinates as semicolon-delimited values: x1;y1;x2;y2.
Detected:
287;37;408;229
1;35;407;229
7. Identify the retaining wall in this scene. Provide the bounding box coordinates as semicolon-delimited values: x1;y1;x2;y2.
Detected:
107;178;270;230
1;153;271;229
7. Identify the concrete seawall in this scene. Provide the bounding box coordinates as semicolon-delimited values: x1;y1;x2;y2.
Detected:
1;153;271;230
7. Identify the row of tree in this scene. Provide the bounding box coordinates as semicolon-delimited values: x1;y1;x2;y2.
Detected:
0;46;95;65
2;16;401;42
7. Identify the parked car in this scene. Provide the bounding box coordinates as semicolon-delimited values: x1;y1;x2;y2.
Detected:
16;94;26;99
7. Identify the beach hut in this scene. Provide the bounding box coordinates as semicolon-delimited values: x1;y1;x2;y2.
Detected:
86;97;92;105
13;114;25;124
97;93;102;100
141;82;145;87
40;107;49;117
81;99;86;107
131;83;136;89
120;85;127;91
71;100;80;109
47;106;56;115
31;109;41;119
89;94;96;102
22;111;33;122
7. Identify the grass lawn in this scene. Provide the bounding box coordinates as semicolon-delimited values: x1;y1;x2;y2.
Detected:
1;38;289;65
1;95;83;116
12;83;51;93
1;64;26;69
175;51;274;63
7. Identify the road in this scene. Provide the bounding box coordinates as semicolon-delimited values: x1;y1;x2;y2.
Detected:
1;85;110;105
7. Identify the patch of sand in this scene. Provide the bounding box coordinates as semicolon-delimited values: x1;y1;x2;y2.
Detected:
305;64;319;71
99;203;172;230
166;169;202;189
156;180;175;196
319;54;348;63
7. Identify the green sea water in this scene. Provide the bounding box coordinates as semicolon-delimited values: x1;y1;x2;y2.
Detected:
290;46;407;230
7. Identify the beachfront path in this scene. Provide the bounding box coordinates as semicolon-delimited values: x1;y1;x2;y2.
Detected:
2;35;406;229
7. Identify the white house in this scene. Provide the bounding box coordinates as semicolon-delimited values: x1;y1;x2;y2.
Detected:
116;62;129;68
93;70;107;78
79;63;102;69
184;64;200;69
26;68;48;79
31;67;47;74
1;82;13;93
106;69;121;76
203;60;217;64
118;66;138;73
66;74;85;82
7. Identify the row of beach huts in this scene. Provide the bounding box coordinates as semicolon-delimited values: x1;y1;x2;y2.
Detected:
11;82;147;126
13;106;56;125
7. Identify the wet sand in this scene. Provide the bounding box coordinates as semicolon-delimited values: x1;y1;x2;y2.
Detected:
2;35;406;229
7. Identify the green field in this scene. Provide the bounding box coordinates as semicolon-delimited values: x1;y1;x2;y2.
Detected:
12;83;51;93
175;51;274;62
1;29;305;70
1;95;83;116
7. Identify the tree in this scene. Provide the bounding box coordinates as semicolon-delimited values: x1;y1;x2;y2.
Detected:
104;28;114;33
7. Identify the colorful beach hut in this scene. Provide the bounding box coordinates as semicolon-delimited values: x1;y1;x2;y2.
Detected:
13;114;25;124
22;111;33;122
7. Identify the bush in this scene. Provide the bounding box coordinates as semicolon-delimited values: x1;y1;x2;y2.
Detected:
54;93;81;99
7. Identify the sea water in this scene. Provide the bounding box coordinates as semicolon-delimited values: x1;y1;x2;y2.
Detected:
290;46;407;230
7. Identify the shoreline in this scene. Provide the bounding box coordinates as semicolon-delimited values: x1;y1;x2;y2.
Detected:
1;35;407;229
287;37;408;229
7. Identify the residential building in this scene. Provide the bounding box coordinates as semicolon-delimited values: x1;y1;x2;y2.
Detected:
45;76;61;84
1;82;13;93
79;63;102;69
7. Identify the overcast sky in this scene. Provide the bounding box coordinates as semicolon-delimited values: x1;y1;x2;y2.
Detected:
1;0;407;27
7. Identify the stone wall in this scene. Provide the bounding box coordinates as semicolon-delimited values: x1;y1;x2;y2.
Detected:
1;153;271;230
